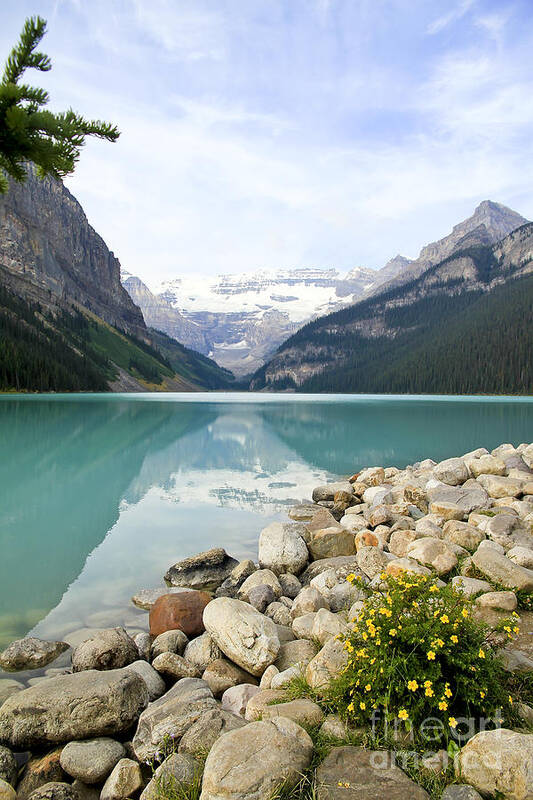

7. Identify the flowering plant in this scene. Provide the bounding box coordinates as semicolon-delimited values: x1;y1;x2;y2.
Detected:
330;572;516;739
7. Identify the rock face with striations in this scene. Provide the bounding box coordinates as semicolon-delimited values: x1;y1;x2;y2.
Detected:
0;166;146;338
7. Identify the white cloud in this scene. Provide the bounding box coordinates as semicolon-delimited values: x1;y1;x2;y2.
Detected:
427;0;477;34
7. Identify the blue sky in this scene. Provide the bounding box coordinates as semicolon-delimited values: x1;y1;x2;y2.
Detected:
1;0;533;285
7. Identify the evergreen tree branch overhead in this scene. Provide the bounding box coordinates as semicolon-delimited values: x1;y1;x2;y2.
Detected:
0;15;119;193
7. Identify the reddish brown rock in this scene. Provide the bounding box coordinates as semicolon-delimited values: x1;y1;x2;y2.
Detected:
149;592;211;638
17;749;68;800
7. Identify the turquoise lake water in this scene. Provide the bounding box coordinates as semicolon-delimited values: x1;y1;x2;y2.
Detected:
1;392;532;660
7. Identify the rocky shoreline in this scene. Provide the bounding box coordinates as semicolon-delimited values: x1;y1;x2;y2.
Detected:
1;441;533;800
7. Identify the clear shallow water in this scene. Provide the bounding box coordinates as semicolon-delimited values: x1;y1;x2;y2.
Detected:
0;392;532;662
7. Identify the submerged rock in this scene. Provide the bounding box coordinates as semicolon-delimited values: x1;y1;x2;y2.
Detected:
0;639;69;672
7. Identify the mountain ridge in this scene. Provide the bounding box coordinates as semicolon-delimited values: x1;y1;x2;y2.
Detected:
250;207;532;393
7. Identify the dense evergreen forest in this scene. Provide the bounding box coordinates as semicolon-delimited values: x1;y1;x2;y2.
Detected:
254;270;533;395
0;284;235;392
149;328;237;390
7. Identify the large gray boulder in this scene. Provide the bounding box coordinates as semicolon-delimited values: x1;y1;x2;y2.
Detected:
477;474;525;498
100;759;142;800
406;537;458;575
59;739;125;784
316;746;429;800
312;482;354;502
183;633;222;672
203;598;280;676
202;658;257;698
258;523;309;576
0;669;148;749
200;717;313;800
165;548;238;591
457;728;533;799
305;639;348;692
427;481;490;513
274;640;318;672
178;706;246;757
71;629;138;672
433;458;469;486
238;570;282;602
472;547;533;591
123;660;166;701
27;783;77;800
150;630;189;659
0;681;23;709
0;639;69;673
131;678;216;763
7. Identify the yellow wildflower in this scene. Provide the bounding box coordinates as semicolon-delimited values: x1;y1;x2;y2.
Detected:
478;648;485;659
509;695;513;705
389;629;397;637
427;650;436;661
445;687;452;698
438;701;448;711
425;686;434;697
407;680;419;691
365;684;371;692
448;717;457;728
450;635;458;644
360;701;366;710
398;709;409;720
429;585;439;593
480;691;485;699
461;608;468;618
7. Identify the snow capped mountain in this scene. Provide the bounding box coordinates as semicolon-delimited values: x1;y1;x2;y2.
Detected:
122;263;409;375
156;266;376;325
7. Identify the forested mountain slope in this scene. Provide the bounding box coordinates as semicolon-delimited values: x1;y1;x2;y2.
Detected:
251;223;533;395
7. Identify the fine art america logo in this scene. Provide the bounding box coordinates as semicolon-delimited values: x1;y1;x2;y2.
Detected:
366;708;505;772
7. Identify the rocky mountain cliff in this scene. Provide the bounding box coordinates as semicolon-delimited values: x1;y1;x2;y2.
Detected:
0;169;234;393
0;166;146;339
365;200;527;297
122;262;410;375
251;214;533;394
122;274;208;353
